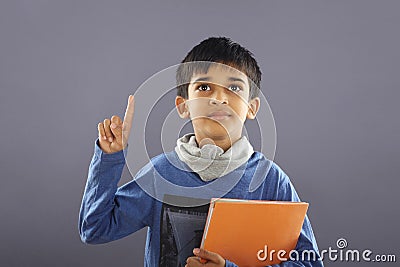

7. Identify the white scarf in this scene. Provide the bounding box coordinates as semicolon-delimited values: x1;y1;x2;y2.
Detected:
174;133;254;182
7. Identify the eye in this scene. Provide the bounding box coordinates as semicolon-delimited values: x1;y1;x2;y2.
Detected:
228;84;242;92
197;84;211;91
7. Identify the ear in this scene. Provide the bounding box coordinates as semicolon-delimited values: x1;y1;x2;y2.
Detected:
175;96;190;119
246;97;260;120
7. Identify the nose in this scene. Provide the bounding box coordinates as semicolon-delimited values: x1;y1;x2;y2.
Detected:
209;88;228;105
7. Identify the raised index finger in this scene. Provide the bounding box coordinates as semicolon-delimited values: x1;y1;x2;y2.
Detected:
122;95;135;136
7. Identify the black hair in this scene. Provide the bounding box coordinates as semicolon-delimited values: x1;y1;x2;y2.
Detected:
176;37;262;100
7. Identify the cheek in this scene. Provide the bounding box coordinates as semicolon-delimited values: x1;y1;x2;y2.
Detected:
186;98;209;115
231;100;250;118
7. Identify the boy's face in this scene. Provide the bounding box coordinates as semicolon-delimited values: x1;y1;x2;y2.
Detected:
176;64;260;143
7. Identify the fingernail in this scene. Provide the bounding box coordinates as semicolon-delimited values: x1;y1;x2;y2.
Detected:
108;137;113;142
103;136;107;140
111;123;116;129
193;248;200;254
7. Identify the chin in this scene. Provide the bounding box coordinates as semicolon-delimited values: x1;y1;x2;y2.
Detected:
203;125;236;141
193;119;239;140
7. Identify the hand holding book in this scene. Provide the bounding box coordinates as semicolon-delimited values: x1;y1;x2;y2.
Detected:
186;248;226;267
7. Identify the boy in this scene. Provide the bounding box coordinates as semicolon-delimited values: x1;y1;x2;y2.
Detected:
79;37;324;267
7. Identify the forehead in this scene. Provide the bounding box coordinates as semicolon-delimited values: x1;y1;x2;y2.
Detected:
190;63;249;86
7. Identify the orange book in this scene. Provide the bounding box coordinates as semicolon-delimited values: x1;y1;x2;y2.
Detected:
200;198;309;267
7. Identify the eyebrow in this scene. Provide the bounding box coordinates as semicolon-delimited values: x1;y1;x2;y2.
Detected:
192;76;246;85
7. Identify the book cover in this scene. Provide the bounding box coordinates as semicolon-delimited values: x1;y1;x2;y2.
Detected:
200;198;309;266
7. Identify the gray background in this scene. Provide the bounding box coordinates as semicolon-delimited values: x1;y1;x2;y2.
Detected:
0;0;399;266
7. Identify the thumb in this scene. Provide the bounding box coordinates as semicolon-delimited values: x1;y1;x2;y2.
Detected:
193;248;220;262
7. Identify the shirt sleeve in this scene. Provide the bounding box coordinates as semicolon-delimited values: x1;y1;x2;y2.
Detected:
225;259;239;267
78;138;155;244
270;170;324;267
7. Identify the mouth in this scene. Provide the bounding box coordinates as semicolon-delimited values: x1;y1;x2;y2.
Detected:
207;111;232;121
